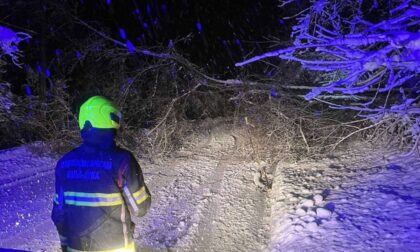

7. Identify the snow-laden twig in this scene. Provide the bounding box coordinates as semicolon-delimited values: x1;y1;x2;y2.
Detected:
74;17;172;60
0;25;31;67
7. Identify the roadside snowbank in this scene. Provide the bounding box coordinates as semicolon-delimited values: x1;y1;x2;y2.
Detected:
269;143;420;251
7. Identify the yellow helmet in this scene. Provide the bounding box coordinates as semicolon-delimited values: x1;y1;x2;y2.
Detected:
78;96;121;129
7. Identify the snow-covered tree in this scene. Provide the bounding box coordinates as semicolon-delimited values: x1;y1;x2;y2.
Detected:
0;25;30;117
0;25;30;66
236;0;419;150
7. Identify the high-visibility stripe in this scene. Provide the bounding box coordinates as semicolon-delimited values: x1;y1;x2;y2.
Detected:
65;195;122;203
134;191;146;200
133;186;149;205
136;194;149;205
67;242;135;252
62;188;148;207
63;191;123;207
64;191;121;199
132;186;145;198
64;200;123;207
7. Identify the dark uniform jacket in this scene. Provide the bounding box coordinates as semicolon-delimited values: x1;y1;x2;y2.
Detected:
51;128;151;251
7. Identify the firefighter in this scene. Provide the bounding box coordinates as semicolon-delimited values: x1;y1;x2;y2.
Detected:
51;95;151;252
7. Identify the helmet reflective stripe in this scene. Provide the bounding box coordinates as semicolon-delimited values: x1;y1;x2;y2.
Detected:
78;96;121;129
110;111;122;124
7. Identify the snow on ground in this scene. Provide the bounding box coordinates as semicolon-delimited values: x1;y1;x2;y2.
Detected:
0;128;419;251
270;143;420;251
0;143;60;251
135;127;269;251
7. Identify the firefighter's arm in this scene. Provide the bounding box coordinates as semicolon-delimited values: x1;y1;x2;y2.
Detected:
51;161;67;246
121;153;151;217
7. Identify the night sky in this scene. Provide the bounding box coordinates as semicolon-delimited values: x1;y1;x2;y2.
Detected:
79;0;289;75
1;0;296;80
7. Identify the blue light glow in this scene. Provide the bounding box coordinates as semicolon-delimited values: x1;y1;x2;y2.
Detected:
25;85;31;97
119;28;126;40
75;51;81;60
196;22;202;33
161;4;167;13
146;4;152;15
126;40;135;54
270;87;277;97
279;19;285;25
36;64;42;74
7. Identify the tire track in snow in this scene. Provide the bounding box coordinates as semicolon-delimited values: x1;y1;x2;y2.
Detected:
191;153;231;250
136;130;270;251
135;145;223;251
0;145;57;190
194;155;269;252
182;132;269;251
0;168;54;190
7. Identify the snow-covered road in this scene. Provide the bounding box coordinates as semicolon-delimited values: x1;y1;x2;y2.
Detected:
136;128;269;251
0;133;419;251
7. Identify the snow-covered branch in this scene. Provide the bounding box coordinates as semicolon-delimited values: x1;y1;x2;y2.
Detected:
0;25;31;67
0;26;31;116
237;0;420;149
